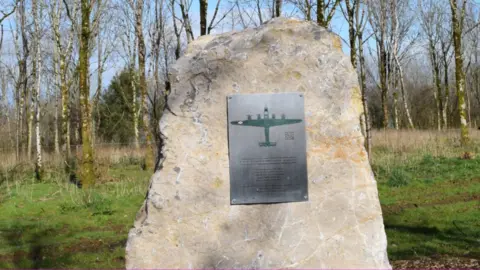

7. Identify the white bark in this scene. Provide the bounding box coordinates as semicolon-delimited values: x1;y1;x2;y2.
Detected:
392;0;414;129
35;46;42;176
33;0;42;177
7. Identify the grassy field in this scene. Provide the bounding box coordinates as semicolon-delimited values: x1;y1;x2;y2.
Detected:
372;130;480;263
0;148;152;268
0;130;479;268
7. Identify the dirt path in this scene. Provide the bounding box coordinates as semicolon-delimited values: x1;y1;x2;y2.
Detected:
393;257;480;269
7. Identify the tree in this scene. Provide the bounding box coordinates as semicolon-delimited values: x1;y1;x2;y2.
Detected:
118;0;140;148
129;0;155;171
317;0;341;28
391;0;414;129
275;0;282;17
78;0;95;187
179;0;194;43
342;0;371;159
15;0;29;160
51;0;77;161
450;0;469;145
440;31;452;129
32;0;42;179
368;0;389;129
97;69;140;143
419;0;445;130
200;0;208;34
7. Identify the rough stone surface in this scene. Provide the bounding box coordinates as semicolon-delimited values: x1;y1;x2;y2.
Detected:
126;17;391;269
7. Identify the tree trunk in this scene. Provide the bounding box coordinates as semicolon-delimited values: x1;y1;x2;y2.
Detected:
393;92;399;130
275;0;282;17
33;0;42;179
345;0;356;69
442;44;450;129
79;0;95;188
179;0;194;43
27;33;34;162
93;17;103;147
53;44;60;154
316;0;340;28
28;0;39;162
134;0;155;170
305;0;311;21
256;0;263;24
61;61;71;159
450;0;469;145
391;0;414;130
16;0;29;160
358;30;372;161
466;71;471;128
317;0;325;27
27;96;33;160
430;46;443;130
475;51;479;122
171;0;181;59
55;0;74;161
200;0;207;35
132;72;140;149
380;47;389;129
394;57;414;129
34;42;42;180
54;93;60;154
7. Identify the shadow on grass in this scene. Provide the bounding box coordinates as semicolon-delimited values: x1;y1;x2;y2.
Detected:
1;223;74;268
385;223;480;260
1;222;128;268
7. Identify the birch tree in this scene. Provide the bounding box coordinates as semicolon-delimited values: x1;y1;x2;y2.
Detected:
368;0;389;129
342;0;372;159
52;44;61;154
51;0;77;161
419;0;444;130
440;30;452;128
391;0;414;129
450;0;469;145
15;0;29;159
118;1;140;148
179;0;194;43
32;0;42;179
129;0;155;170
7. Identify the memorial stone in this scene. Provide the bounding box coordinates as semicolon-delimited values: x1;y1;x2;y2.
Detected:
126;17;391;269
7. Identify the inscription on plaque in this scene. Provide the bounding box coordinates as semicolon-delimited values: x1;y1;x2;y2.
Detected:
227;92;308;204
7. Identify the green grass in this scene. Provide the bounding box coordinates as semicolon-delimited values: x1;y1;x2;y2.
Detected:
374;152;480;261
0;163;151;268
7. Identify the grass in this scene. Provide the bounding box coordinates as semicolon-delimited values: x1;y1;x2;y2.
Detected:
372;129;480;261
0;148;151;268
0;130;479;267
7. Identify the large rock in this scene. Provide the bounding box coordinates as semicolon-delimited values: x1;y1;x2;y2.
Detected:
126;18;391;269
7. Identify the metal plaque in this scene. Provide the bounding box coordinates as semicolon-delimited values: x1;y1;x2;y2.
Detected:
227;92;308;205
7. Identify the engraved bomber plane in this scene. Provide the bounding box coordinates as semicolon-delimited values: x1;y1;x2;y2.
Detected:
230;106;302;147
